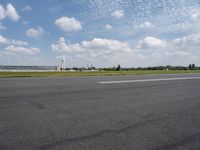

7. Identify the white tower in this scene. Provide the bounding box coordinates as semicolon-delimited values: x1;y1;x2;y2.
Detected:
61;58;66;70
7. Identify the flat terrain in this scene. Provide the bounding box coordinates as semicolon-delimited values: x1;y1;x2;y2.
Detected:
0;74;200;150
1;70;200;77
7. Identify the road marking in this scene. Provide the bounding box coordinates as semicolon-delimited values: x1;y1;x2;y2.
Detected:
99;76;200;84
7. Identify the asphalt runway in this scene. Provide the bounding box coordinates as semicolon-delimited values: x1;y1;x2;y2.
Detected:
0;73;200;150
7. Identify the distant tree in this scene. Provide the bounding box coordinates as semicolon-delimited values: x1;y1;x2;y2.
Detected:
116;64;121;71
192;64;196;70
189;64;192;70
189;64;196;70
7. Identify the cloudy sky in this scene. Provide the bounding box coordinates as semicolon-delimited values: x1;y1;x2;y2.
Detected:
0;0;200;67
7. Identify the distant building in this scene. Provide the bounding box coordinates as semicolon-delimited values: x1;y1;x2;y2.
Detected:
0;65;57;71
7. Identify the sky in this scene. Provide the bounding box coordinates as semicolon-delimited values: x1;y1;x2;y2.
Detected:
0;0;200;67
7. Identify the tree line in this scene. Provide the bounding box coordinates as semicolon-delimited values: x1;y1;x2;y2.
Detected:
102;64;200;71
66;64;200;71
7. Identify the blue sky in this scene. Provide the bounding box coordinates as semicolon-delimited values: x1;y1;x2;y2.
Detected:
0;0;200;67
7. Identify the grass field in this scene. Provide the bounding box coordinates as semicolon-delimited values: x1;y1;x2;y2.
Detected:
0;70;200;77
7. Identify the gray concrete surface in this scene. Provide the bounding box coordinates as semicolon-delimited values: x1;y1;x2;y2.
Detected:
0;74;200;150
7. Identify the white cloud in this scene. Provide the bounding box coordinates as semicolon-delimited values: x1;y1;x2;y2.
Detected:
26;27;44;37
4;45;40;55
191;12;200;21
104;24;112;30
22;21;29;25
0;23;6;30
172;34;200;45
55;16;82;32
135;34;200;66
138;36;166;49
51;37;83;52
0;35;10;44
52;37;133;54
5;3;20;21
22;6;32;11
0;35;40;56
11;40;28;46
111;10;124;19
0;34;30;47
0;5;5;20
190;8;200;22
81;38;132;52
137;21;154;28
164;51;190;58
170;34;200;55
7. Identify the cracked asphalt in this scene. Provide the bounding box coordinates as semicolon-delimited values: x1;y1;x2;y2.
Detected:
0;74;200;150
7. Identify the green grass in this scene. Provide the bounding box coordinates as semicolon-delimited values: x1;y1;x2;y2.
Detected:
0;70;200;77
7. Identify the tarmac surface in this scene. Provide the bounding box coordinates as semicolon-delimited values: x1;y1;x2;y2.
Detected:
0;73;200;150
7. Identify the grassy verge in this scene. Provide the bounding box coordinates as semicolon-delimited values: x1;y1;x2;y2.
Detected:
0;70;200;77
